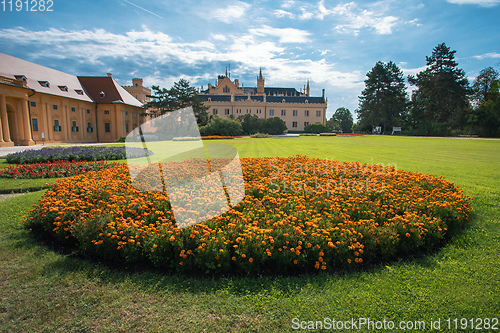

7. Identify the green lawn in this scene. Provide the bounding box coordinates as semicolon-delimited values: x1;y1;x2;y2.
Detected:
1;136;499;332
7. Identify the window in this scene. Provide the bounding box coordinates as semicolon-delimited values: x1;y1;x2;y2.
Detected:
30;101;36;107
100;91;106;98
269;109;274;116
38;81;50;88
54;120;61;132
223;86;230;93
225;109;230;115
87;122;93;133
15;75;27;81
71;107;76;112
32;118;39;131
126;123;129;133
58;86;68;92
304;122;309;127
316;110;321;117
104;110;109;114
213;109;218;115
125;111;128;115
281;110;286;116
292;121;297;128
75;89;84;95
87;109;90;114
72;121;78;132
53;105;58;110
293;110;298;116
105;123;110;133
305;110;309;116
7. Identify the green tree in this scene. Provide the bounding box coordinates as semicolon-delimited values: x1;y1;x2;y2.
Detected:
261;117;287;135
472;66;499;107
144;79;209;126
304;122;328;134
238;114;262;135
199;116;243;136
357;61;408;134
408;43;471;136
469;68;500;137
331;107;354;133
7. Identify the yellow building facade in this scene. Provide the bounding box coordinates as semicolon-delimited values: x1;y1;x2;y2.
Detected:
198;69;327;131
0;53;145;147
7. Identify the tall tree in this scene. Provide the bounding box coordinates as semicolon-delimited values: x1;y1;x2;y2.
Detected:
357;61;408;134
469;67;500;137
144;79;209;126
408;43;471;135
471;66;499;107
330;107;354;133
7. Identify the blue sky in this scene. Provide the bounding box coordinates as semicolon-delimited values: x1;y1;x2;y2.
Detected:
1;0;499;119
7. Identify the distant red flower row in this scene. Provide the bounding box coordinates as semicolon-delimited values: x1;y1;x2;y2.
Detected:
0;160;119;179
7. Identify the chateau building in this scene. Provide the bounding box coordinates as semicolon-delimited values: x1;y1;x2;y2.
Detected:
0;53;145;147
198;69;327;131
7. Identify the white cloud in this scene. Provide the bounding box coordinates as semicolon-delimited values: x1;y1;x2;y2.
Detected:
446;0;500;7
0;26;365;118
473;52;500;59
274;9;295;19
283;1;401;35
210;2;251;23
281;0;296;9
249;25;312;43
211;33;228;41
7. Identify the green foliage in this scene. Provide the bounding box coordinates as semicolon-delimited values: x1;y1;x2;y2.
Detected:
238;114;262;135
330;107;354;133
357;61;409;134
469;67;500;137
199;116;243;136
260;117;287;135
250;133;273;138
304;122;328;134
408;43;472;136
144;79;209;126
319;133;337;136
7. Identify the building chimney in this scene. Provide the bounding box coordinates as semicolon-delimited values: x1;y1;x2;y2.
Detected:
107;73;112;77
322;89;325;98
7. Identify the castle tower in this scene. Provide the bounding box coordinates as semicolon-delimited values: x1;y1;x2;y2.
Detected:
257;68;265;95
306;80;310;97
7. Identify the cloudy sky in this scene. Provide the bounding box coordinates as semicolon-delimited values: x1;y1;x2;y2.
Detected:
1;0;499;119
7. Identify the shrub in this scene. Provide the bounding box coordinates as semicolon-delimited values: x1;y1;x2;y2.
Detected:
261;117;287;135
250;133;273;138
6;146;152;164
238;114;262;135
26;155;472;275
200;117;243;136
304;122;328;134
320;133;337;136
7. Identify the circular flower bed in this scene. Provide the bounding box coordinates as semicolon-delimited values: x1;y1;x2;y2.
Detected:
25;155;472;275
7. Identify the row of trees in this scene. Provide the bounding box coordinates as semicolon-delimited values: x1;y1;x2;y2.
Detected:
356;42;500;137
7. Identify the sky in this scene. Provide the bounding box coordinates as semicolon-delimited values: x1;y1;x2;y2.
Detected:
1;0;499;119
